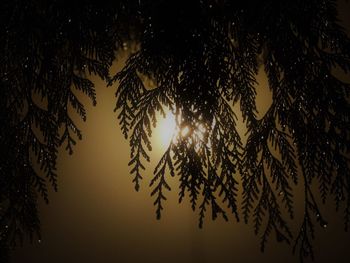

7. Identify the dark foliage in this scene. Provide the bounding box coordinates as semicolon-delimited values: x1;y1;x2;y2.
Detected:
1;0;350;262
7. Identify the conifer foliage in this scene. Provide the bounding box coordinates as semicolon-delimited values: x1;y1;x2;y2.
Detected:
1;0;350;262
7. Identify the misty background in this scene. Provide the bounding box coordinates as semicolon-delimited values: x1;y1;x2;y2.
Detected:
11;1;350;262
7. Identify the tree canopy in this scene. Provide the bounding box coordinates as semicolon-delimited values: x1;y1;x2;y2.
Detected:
1;0;350;262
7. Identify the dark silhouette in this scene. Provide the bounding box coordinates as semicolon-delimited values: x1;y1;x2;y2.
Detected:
1;1;349;262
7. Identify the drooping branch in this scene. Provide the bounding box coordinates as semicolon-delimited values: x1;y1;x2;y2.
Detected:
1;1;350;263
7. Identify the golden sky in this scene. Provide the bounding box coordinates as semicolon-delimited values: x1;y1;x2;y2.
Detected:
10;1;350;262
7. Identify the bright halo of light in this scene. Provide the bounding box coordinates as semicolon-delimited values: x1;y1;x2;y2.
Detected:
155;112;176;147
153;109;209;152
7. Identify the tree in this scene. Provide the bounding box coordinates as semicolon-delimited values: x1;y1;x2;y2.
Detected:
1;0;349;262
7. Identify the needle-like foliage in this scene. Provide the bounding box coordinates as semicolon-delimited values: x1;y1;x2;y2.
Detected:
1;0;350;262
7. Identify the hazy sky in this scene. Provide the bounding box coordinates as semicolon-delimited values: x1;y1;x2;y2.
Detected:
11;1;350;263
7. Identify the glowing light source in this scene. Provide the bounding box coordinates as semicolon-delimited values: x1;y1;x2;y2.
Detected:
155;112;176;147
154;110;209;152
